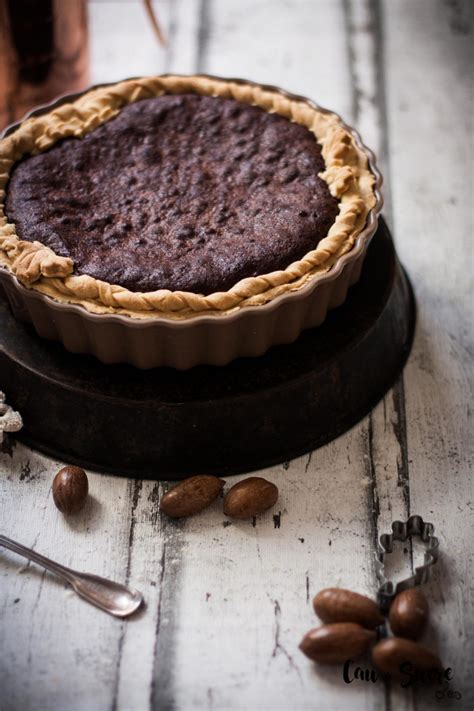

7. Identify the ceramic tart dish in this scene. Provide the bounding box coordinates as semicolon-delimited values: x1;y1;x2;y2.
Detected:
0;74;383;369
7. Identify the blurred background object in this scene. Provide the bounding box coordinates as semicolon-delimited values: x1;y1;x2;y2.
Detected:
0;0;89;130
144;0;167;47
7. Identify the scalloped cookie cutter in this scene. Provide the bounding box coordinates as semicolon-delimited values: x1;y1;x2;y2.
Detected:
375;514;439;613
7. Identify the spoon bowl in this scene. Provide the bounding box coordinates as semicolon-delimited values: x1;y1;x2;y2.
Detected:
71;572;144;617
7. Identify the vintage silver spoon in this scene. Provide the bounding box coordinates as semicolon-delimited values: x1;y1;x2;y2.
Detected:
0;534;143;617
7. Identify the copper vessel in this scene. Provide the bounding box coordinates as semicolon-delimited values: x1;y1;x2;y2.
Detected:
0;0;89;129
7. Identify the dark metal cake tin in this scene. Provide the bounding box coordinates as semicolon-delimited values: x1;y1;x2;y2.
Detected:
0;218;415;477
0;77;383;369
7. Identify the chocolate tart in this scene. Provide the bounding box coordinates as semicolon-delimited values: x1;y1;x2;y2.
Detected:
0;75;383;368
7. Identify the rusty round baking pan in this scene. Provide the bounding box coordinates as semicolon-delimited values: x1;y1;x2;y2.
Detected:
0;76;383;369
0;218;416;478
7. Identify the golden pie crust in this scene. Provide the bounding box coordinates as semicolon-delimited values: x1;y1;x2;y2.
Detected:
0;75;376;319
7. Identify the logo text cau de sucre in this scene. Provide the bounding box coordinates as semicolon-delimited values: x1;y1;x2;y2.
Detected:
342;660;463;701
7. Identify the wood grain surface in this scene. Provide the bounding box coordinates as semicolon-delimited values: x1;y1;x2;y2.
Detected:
1;1;472;710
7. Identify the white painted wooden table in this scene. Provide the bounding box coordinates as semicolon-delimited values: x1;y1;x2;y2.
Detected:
1;1;472;709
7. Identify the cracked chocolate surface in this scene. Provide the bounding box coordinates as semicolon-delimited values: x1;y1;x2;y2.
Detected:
5;94;339;294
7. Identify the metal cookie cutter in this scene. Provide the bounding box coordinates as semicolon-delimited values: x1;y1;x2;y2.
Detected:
375;514;439;613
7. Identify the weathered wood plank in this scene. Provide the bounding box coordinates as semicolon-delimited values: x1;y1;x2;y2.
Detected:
382;1;473;706
113;481;184;711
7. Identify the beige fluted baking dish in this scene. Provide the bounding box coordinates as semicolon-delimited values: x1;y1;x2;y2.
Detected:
0;75;383;369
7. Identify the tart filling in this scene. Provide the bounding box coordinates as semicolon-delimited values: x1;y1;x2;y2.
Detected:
0;75;376;318
5;94;339;295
